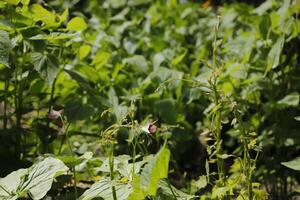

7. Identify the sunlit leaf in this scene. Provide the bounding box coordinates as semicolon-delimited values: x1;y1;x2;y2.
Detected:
79;178;132;200
282;157;300;171
277;92;299;107
266;36;285;73
79;44;91;60
30;4;56;27
67;17;87;31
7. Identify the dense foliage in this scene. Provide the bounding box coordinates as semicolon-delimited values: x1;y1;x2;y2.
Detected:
0;0;300;199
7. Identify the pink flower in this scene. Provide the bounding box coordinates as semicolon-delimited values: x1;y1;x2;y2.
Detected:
142;123;157;134
48;109;64;119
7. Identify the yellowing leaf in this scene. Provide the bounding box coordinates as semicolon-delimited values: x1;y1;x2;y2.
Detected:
67;17;87;31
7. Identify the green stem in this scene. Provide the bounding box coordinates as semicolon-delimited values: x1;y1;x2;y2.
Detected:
211;16;225;187
109;145;117;200
72;166;78;198
234;111;253;200
14;64;21;160
3;80;9;130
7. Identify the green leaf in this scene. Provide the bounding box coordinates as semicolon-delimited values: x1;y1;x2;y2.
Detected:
0;30;12;67
277;92;299;107
259;15;271;39
30;32;74;42
153;53;165;70
128;176;145;200
0;169;27;200
92;51;110;69
64;98;95;122
30;4;56;27
128;146;170;199
0;158;68;200
79;178;132;200
79;44;91;60
158;179;194;199
265;36;285;73
192;176;207;190
18;157;68;200
7;0;20;5
123;55;148;73
140;146;170;195
171;49;187;65
67;17;87;31
31;52;59;84
282;157;300;171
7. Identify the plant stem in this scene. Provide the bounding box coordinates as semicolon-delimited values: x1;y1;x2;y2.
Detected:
14;64;21;160
234;111;253;200
211;16;226;186
3;79;9;130
109;144;117;200
167;179;178;200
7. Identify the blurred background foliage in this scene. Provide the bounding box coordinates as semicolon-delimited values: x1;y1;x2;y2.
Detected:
0;0;300;199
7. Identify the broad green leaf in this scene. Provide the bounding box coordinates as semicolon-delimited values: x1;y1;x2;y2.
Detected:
0;30;12;67
76;65;100;83
265;36;284;73
21;0;30;5
277;92;299;107
158;179;194;199
123;55;148;73
128;146;170;199
0;169;27;200
0;158;68;200
30;4;56;27
140;146;170;195
79;45;91;60
18;157;68;200
253;0;274;15
57;152;93;168
128;176;145;200
192;176;207;190
154;98;179;123
92;51;110;69
282;157;300;171
7;0;20;5
153;53;165;70
79;178;132;200
109;0;126;9
31;52;59;84
277;0;291;28
64;98;95;122
67;17;87;31
212;186;231;199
